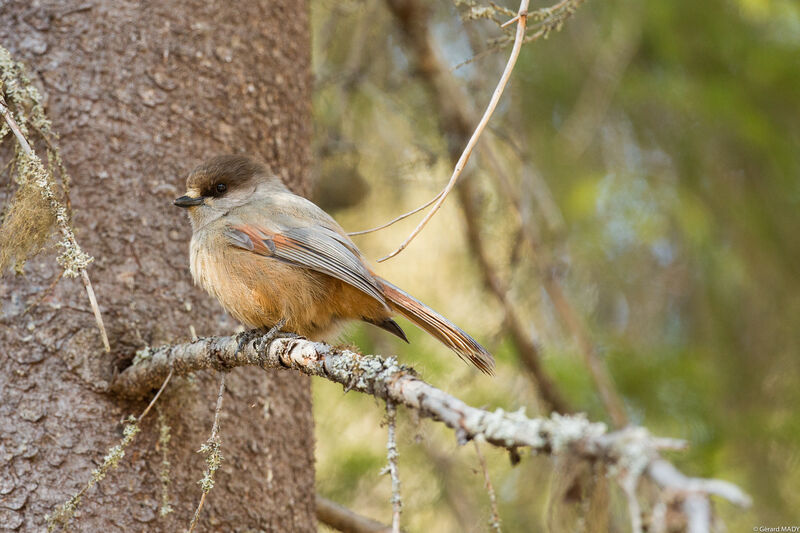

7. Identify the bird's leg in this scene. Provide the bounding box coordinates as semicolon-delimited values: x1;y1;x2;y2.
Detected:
235;319;288;355
255;318;287;353
235;328;266;355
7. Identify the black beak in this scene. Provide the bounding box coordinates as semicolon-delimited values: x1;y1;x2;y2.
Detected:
174;195;204;208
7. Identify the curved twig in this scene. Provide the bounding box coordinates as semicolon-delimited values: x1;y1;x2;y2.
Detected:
377;0;530;262
347;191;442;236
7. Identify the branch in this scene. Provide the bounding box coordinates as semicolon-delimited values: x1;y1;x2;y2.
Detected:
316;495;393;533
384;401;402;533
111;333;751;531
473;440;502;533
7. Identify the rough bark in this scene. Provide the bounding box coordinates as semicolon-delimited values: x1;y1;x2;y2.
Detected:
0;1;315;531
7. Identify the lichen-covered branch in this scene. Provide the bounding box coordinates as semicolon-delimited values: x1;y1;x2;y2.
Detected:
187;374;226;533
383;401;402;533
0;45;110;352
112;333;750;531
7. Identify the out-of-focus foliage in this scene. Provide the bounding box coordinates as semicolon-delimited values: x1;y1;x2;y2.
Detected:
311;0;800;530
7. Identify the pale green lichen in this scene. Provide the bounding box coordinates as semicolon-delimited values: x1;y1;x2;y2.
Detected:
197;437;223;493
0;45;92;277
132;347;155;366
94;416;141;480
0;167;54;273
46;416;141;532
452;0;588;49
15;151;92;277
0;46;50;136
158;410;174;517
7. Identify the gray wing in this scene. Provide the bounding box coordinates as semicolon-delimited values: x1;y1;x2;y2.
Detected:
224;222;387;305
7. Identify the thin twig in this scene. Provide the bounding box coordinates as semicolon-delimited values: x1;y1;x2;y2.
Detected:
473;440;502;533
384;401;402;533
188;483;209;528
0;95;33;152
157;408;174;517
81;269;110;352
377;0;530;262
210;375;226;447
500;13;522;29
138;368;174;422
347;191;442;236
188;374;227;533
0;93;110;352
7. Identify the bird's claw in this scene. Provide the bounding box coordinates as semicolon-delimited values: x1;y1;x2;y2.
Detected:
255;319;286;352
235;328;262;355
236;319;287;355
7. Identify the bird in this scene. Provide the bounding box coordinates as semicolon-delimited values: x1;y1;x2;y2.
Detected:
174;155;494;374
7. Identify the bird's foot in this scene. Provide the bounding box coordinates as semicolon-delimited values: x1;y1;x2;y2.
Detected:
235;328;263;355
254;319;287;353
235;319;287;355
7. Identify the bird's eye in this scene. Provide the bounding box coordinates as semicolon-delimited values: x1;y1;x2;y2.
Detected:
216;183;227;194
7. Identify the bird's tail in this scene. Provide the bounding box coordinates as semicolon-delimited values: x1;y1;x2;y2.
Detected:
378;278;495;375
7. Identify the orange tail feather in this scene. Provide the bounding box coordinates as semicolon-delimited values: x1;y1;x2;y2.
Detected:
379;278;495;375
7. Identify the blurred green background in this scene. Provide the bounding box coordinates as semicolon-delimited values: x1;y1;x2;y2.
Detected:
310;0;800;530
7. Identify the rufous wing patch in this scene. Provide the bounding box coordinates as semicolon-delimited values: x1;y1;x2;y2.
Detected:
227;223;387;305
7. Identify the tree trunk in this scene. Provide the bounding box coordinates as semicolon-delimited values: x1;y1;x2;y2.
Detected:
0;1;315;531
